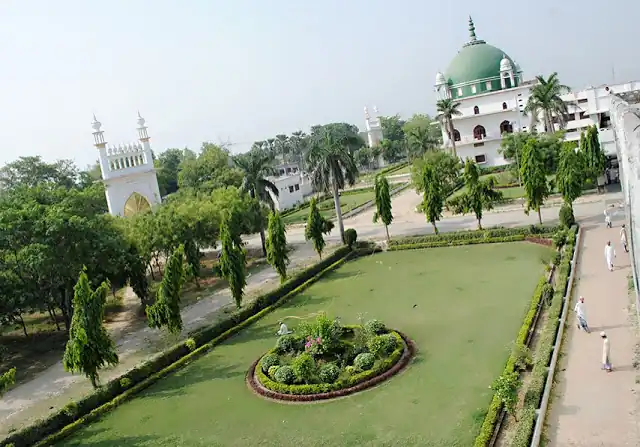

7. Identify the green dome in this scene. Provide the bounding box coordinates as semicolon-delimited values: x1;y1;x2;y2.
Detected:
445;43;514;86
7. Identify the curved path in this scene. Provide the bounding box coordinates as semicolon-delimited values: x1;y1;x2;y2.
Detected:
0;188;622;436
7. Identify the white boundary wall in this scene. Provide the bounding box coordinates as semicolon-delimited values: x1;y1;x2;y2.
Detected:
610;94;640;312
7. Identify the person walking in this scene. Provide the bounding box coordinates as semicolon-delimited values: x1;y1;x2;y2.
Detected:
604;241;616;272
620;224;629;253
604;209;612;228
601;331;612;372
573;296;590;332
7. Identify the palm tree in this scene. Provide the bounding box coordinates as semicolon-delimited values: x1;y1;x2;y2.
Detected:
289;130;308;169
405;126;440;160
233;151;278;256
307;124;362;243
524;72;571;133
436;99;462;157
275;134;290;163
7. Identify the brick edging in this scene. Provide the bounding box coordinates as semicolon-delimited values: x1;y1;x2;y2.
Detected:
245;331;416;402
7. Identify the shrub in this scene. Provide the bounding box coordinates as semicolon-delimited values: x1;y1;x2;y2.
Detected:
274;365;295;384
319;363;341;384
268;365;280;378
367;334;397;357
354;352;375;371
551;251;561;266
364;319;386;335
276;334;299;354
559;203;575;228
291;353;316;384
119;378;132;389
511;343;533;371
261;353;280;373
345;365;356;375
298;313;343;355
185;338;197;351
344;228;358;248
552;229;567;249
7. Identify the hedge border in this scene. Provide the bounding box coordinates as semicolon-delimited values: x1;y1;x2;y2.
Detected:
247;330;415;402
508;225;578;447
2;246;357;447
389;225;559;247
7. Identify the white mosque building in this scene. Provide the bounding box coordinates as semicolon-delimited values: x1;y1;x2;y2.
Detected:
434;17;640;168
91;113;162;217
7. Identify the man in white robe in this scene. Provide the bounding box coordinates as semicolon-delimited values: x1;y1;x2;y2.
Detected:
276;321;292;336
601;331;612;372
620;224;629;252
604;209;612;228
604;241;616;272
574;296;589;332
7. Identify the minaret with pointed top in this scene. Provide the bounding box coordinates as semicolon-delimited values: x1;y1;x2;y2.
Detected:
463;16;486;47
363;105;385;166
91;112;161;216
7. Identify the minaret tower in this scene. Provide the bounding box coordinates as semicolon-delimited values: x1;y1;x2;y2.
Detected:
364;106;386;167
93;113;162;217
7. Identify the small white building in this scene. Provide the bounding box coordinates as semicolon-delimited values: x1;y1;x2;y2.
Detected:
92;113;162;216
268;163;313;211
434;17;640;167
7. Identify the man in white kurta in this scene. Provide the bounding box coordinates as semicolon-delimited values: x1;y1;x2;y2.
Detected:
604;209;612;228
601;331;612;372
604;241;616;272
620;224;629;252
574;296;589;332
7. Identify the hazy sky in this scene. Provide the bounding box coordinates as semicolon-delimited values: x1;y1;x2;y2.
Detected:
1;0;638;169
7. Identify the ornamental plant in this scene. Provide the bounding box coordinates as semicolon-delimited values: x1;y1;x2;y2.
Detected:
304;336;323;356
147;245;186;335
354;352;375;371
319;363;340;384
291;352;316;384
274;365;295;384
491;370;521;420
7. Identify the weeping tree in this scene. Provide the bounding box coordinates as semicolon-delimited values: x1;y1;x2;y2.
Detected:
63;269;118;388
521;138;551;224
373;175;393;242
266;211;289;283
305;197;326;259
556;141;584;208
581;125;606;184
219;218;247;308
421;163;444;234
184;238;201;288
147;245;186;335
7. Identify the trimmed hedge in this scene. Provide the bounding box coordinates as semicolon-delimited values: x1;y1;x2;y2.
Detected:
253;330;404;396
2;246;354;447
508;225;578;447
480;164;514;175
248;331;415;402
377;161;409;177
389;225;559;247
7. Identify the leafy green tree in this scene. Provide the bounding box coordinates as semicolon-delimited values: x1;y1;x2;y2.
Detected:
63;269;118;388
155;148;192;196
177;143;243;192
421;164;444;234
521;138;551;223
354;147;373;170
402;114;441;160
289;130;309;170
0;156;78;191
307;124;362;243
373;175;393;242
447;160;503;229
436;99;462;157
233;150;278;256
183;238;201;287
379;115;406;143
0;368;15;396
265;211;289;283
305;198;326;259
380;139;405;163
147;245;186;335
411;151;461;196
556;141;584;207
581;125;606;183
524;72;571;133
218;218;247;308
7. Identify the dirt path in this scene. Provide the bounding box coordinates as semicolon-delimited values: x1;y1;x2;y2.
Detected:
545;223;640;446
0;243;335;436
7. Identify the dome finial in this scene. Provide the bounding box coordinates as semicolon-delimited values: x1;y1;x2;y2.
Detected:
468;16;477;41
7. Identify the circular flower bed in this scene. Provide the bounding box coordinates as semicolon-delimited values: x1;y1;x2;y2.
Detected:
247;314;414;402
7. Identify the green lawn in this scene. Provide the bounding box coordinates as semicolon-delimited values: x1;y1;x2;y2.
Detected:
386;165;411;176
61;243;551;447
449;174;556;200
282;191;375;225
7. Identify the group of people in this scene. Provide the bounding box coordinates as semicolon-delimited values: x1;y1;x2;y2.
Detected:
574;208;627;372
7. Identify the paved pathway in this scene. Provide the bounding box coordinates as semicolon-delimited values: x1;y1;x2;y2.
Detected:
546;219;640;446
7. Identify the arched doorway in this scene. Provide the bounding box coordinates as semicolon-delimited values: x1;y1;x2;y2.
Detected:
473;125;486;140
123;192;152;217
499;121;513;134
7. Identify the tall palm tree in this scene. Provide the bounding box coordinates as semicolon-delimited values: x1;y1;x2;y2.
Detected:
436;99;462;157
405;126;440;160
275;134;290;163
524;72;571;133
233;151;278;256
307;124;362;243
289;130;308;170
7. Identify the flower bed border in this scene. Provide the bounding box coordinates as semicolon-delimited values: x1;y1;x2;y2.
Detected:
246;330;415;402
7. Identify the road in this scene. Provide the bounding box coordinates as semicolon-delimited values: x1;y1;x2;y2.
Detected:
0;187;623;436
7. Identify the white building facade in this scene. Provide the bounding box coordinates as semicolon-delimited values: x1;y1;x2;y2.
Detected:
92;113;162;217
359;105;387;168
268;163;313;211
434;17;640;167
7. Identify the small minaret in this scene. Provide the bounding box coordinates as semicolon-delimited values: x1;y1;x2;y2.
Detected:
92;115;111;180
435;71;449;99
364;105;383;148
136;111;154;165
500;54;515;88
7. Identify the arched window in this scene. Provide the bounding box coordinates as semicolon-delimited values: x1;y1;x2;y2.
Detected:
502;102;508;110
123;192;152;217
473;106;480;115
499;120;513;134
473;125;487;140
448;129;461;142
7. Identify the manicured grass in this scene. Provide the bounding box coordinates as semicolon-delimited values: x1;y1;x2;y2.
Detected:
386;164;411;176
449;174;556;200
61;243;551;447
282;190;375;225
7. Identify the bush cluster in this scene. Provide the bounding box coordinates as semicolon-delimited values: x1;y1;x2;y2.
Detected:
274;365;295;384
318;363;340;384
343;228;358;248
364;319;386;335
367;334;397;357
3;246;355;447
261;353;279;373
354;353;375;371
473;225;578;447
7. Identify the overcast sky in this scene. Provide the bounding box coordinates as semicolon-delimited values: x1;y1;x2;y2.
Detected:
0;0;638;169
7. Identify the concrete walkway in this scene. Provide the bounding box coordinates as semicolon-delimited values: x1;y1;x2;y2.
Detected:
546;222;640;446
